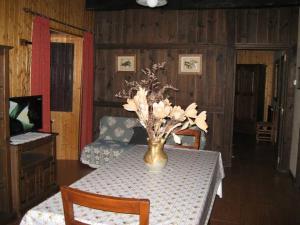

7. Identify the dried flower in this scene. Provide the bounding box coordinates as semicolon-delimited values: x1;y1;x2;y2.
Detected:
116;62;208;144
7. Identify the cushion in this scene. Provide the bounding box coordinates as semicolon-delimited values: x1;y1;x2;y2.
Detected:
80;139;133;168
99;116;141;142
128;126;148;145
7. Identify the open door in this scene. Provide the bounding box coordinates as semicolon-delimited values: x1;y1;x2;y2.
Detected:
273;52;288;169
50;34;83;160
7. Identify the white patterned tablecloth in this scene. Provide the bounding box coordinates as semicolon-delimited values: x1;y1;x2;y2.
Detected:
20;146;224;225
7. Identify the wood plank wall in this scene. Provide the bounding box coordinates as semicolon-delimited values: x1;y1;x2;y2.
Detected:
0;0;94;97
235;7;298;47
94;7;297;167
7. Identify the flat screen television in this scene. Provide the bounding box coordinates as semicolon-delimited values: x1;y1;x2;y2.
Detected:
9;95;42;136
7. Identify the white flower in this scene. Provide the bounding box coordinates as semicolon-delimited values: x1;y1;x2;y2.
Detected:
123;99;137;112
172;133;182;144
195;111;208;132
185;103;198;118
170;106;186;121
153;100;172;119
134;88;149;121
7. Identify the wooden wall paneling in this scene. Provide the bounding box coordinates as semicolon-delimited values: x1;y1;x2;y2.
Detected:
256;8;269;44
223;48;236;166
194;49;207;107
216;10;231;44
289;7;299;45
197;10;208;43
207;10;217;43
200;47;214;107
235;10;248;43
212;113;225;153
235;7;298;45
279;8;291;44
268;8;280;43
215;48;226;108
160;11;178;43
246;10;258;43
177;10;198;43
94;49;110;101
0;0;94;97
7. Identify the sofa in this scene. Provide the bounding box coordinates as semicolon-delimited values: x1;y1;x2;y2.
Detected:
80;116;206;168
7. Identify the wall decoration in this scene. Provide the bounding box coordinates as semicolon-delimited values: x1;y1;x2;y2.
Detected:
116;55;136;72
179;54;202;75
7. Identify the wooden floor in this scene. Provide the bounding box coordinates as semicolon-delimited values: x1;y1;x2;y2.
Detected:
7;134;300;225
210;133;300;225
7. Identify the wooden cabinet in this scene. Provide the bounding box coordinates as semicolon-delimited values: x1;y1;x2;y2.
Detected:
0;45;13;221
10;134;58;215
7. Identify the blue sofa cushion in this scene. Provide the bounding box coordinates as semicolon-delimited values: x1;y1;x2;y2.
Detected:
99;116;141;143
80;139;134;168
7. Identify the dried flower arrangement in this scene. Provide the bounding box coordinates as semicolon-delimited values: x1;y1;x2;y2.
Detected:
115;62;208;144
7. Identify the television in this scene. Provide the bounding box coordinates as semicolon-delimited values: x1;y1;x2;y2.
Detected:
9;95;42;136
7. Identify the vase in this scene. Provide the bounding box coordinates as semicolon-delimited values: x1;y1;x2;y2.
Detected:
143;138;168;172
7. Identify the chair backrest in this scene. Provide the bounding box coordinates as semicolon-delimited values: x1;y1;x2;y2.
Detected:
172;129;201;150
60;186;150;225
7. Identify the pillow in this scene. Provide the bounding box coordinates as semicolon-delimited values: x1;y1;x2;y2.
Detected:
128;126;148;145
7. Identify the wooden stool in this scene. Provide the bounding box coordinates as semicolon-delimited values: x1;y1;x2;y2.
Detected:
256;122;273;143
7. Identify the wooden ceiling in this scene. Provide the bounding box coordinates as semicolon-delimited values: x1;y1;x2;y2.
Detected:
86;0;300;10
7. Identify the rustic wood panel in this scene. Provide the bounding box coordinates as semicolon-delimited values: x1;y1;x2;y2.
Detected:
235;8;298;45
237;50;275;121
0;0;94;97
95;9;234;45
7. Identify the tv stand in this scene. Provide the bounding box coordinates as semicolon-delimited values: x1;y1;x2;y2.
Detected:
10;133;57;215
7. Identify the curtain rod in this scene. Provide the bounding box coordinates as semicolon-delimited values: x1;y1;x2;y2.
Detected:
23;8;89;33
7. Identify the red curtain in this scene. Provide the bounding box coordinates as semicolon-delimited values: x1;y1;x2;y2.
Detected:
31;16;51;132
80;32;94;150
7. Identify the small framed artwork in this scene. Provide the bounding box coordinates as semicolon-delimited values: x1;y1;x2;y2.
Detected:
178;54;202;75
116;55;136;72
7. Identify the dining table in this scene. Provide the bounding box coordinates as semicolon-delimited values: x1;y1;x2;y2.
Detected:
20;145;225;225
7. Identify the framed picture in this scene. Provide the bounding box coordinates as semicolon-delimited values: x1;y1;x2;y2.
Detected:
178;54;202;75
116;55;136;72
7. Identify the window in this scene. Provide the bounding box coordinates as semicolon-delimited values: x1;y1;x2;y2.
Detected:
50;43;74;111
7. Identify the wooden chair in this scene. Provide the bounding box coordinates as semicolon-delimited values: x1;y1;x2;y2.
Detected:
172;129;201;150
60;186;150;225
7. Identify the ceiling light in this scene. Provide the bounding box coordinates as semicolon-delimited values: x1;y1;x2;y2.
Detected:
136;0;167;8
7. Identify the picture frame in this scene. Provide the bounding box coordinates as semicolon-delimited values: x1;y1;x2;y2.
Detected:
178;54;202;75
116;55;136;72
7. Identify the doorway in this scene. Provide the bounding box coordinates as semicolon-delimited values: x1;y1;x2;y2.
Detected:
233;50;288;166
50;33;83;160
233;50;276;153
234;64;266;135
